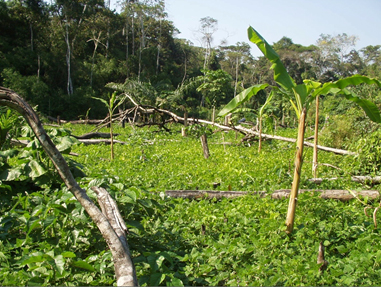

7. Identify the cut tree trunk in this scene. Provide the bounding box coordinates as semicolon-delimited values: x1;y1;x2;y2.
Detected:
0;87;138;286
200;134;210;159
165;189;379;201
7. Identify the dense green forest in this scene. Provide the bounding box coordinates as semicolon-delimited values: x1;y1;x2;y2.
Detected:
1;0;381;121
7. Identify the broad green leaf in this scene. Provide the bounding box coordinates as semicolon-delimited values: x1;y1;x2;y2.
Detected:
149;272;166;286
61;251;76;258
156;255;165;269
50;204;69;214
217;83;268;117
124;189;137;203
293;84;308;110
248;26;295;90
20;254;46;265
126;220;144;231
91;96;109;108
313;75;381;96
55;136;78;153
28;160;47;178
27;217;41;235
0;167;22;181
259;90;274;118
31;205;45;217
43;215;57;230
54;255;65;275
72;260;96;272
110;92;117;110
88;177;107;188
303;79;321;90
342;89;381;123
147;254;159;272
168;277;184;286
312;75;381;123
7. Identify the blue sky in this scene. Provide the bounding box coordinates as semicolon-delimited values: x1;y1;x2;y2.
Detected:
112;0;381;57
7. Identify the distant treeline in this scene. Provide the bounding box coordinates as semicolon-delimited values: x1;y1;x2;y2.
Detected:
1;0;380;120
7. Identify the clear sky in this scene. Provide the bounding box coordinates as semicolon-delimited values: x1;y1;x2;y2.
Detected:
112;0;381;57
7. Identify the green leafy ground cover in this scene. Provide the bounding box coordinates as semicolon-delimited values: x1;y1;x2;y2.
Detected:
1;123;381;286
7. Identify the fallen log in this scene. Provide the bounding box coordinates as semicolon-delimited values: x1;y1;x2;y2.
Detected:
119;98;356;156
49;99;356;156
73;132;119;139
48;116;104;125
309;176;381;185
78;139;128;145
235;125;357;156
165;189;379;201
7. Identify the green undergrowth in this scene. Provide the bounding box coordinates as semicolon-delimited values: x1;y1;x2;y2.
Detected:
69;123;365;192
1;122;381;286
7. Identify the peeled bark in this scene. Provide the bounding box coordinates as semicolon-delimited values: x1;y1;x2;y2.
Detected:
0;87;138;286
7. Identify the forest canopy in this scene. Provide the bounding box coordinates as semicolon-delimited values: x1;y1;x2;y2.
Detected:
1;0;380;120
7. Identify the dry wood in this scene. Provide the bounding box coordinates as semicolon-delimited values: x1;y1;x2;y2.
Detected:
119;101;355;156
73;132;119;139
165;189;379;201
235;125;356;156
309;176;381;184
49;101;356;157
200;134;210;159
0;87;138;286
317;241;329;272
78;139;128;145
48;116;104;125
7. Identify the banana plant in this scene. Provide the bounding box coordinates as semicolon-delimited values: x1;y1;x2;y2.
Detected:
248;26;381;233
257;91;274;152
217;84;271;152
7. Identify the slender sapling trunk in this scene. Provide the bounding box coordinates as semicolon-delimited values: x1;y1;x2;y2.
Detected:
258;115;263;153
312;96;319;178
110;112;114;160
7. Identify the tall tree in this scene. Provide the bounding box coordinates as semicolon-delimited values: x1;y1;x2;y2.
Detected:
218;42;253;95
315;33;358;79
198;16;218;70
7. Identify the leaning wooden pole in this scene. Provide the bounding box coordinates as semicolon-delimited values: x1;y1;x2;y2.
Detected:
0;87;138;286
312;96;319;178
286;108;307;234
